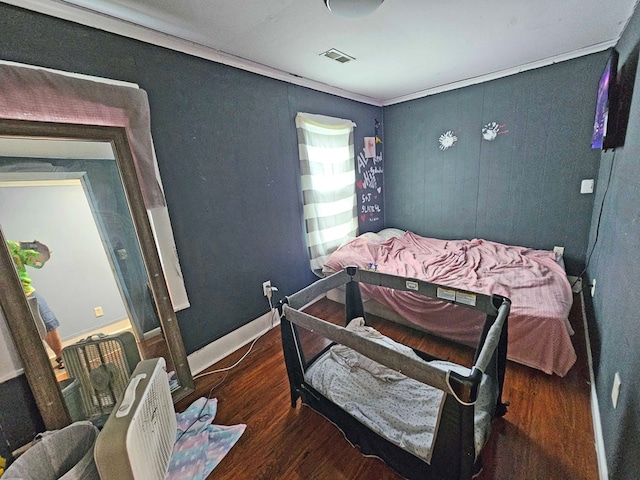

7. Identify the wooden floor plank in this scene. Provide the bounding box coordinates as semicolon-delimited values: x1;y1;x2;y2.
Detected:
176;293;597;479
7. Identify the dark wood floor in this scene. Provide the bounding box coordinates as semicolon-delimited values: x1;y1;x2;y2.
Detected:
175;294;598;479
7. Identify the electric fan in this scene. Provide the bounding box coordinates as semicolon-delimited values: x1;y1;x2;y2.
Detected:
61;331;141;423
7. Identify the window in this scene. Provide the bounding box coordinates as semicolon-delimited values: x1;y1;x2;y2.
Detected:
296;113;358;276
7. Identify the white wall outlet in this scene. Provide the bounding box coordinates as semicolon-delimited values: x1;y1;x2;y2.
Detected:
612;372;621;409
262;280;271;297
591;278;596;297
94;306;104;317
553;246;564;257
580;179;595;194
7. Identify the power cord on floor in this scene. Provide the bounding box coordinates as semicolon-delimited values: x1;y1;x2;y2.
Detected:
175;328;269;443
175;374;228;443
193;333;264;381
177;284;283;442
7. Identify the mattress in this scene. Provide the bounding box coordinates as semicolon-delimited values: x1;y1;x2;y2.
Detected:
304;319;495;463
324;229;576;376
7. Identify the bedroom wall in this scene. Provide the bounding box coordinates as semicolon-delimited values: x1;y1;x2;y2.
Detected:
0;3;381;452
383;54;607;275
0;4;381;351
0;182;128;343
585;4;640;478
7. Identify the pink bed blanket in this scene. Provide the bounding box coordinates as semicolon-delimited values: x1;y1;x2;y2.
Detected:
324;232;576;376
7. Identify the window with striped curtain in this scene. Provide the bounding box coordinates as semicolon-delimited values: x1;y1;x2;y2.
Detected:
296;112;358;276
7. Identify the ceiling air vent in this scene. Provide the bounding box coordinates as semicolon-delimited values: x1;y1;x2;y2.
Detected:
320;48;355;63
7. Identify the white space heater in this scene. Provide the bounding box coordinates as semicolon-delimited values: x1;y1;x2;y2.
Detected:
94;357;177;480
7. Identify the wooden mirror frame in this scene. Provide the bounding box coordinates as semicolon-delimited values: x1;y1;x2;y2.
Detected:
0;118;194;430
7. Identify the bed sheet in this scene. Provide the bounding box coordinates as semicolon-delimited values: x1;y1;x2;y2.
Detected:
304;319;494;463
324;231;576;376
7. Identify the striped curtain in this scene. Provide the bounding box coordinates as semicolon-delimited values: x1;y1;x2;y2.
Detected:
296;112;358;276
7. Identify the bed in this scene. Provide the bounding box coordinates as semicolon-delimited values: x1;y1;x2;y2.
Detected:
323;229;576;377
280;267;511;480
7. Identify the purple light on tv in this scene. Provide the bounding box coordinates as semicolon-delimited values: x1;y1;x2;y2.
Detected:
591;58;613;149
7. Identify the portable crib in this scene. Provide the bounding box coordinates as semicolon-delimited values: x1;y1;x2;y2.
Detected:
279;266;510;480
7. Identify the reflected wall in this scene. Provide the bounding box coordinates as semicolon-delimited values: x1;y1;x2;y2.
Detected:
0;156;160;337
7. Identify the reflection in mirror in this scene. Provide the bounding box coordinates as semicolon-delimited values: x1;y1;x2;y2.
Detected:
0;122;194;429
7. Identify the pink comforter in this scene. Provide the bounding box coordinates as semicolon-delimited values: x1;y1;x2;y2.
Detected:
324;232;576;376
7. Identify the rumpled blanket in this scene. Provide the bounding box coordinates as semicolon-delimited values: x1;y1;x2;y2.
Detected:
166;398;245;480
330;317;409;381
324;231;576;376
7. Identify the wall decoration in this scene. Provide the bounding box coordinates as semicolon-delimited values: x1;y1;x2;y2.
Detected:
438;130;458;150
364;136;376;158
481;121;509;141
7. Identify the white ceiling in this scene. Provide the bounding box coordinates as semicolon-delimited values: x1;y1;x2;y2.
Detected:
7;0;640;105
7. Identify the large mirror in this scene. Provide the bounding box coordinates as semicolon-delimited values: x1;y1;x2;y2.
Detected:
0;119;194;430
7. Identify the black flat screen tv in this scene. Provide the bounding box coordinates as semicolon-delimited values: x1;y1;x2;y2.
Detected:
591;49;619;150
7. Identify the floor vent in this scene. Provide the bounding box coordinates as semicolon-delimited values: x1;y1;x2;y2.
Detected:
320;48;355;63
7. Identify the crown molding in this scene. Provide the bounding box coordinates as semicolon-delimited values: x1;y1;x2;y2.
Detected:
2;1;618;108
383;41;616;106
2;0;383;106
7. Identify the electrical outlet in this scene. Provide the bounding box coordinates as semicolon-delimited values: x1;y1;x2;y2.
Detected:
612;372;621;409
263;280;271;297
567;276;582;293
591;278;596;297
580;179;595;194
94;306;104;317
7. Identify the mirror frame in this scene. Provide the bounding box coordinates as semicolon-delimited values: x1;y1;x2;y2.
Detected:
0;118;194;430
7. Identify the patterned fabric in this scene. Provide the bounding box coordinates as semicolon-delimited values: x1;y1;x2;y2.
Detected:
166;398;245;480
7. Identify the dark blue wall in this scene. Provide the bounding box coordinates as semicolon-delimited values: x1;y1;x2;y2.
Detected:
2;3;638;476
0;3;381;450
0;4;382;354
383;55;606;275
586;5;640;478
0;375;44;459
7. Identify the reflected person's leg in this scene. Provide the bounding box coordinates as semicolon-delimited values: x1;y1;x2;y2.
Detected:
30;291;63;364
44;328;63;360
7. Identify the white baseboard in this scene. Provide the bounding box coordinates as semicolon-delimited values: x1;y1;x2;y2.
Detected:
187;308;279;376
580;292;608;480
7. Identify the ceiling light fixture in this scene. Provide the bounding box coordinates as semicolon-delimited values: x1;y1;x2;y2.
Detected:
324;0;384;19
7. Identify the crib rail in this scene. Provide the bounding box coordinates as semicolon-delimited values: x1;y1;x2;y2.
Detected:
281;266;511;404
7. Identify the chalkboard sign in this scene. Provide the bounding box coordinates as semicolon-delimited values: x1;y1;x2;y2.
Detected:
356;132;384;232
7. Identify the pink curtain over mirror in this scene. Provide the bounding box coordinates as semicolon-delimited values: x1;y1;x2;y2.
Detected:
0;63;165;208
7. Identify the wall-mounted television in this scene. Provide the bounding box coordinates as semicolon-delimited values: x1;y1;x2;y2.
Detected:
612;44;639;149
591;49;619;150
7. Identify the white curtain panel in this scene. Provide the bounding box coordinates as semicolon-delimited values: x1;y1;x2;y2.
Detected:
296;112;358;276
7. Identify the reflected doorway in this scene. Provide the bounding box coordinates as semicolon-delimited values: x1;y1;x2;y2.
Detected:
0;177;168;381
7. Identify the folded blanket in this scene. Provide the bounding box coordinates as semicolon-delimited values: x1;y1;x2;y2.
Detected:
166;398;245;480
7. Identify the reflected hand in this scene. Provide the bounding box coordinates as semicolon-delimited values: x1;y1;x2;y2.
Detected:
20;240;51;265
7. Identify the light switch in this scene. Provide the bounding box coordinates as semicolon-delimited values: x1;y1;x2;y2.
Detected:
581;179;595;194
612;372;621;409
